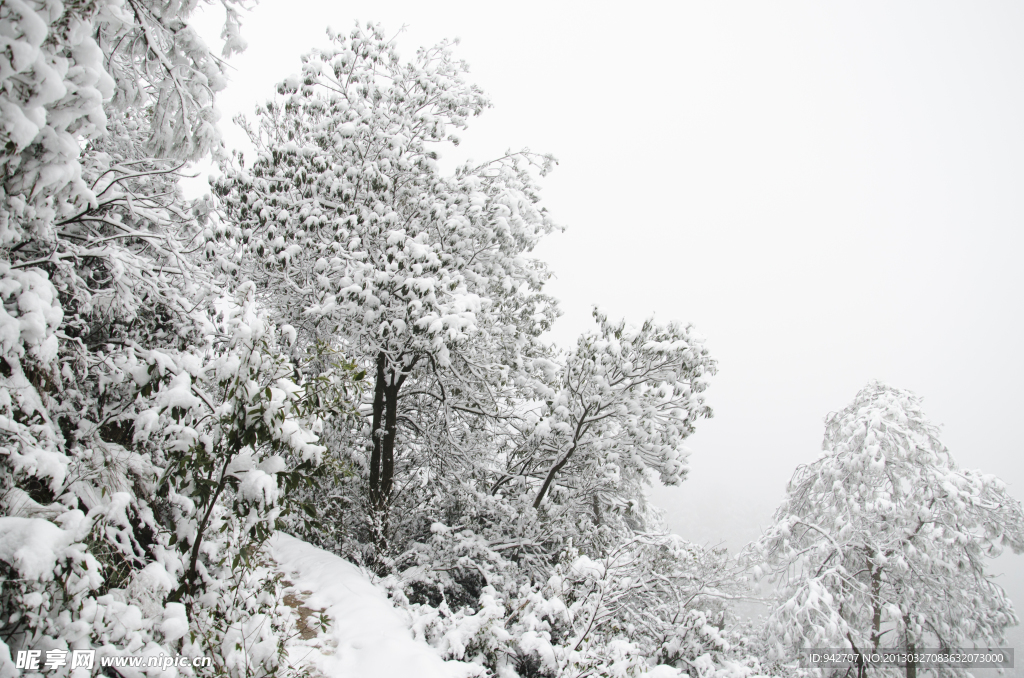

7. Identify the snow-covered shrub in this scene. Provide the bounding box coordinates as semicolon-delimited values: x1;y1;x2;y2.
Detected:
0;257;342;676
382;527;762;678
184;538;291;678
391;507;537;613
0;0;361;674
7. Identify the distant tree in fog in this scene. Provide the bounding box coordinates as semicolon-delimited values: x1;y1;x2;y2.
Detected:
750;381;1024;677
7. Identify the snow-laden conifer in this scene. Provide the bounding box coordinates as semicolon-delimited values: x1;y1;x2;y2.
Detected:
750;381;1024;676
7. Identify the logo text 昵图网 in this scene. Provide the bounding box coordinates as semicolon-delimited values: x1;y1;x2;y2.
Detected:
15;649;213;671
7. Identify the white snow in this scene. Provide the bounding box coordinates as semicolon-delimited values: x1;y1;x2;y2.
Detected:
160;603;189;642
270;532;484;678
0;516;72;580
639;666;684;678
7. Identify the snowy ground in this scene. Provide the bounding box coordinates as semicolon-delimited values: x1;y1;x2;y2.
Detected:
270;533;484;678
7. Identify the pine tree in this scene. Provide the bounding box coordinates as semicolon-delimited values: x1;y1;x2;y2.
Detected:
751;381;1024;677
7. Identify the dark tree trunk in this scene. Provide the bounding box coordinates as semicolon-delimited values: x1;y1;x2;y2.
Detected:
367;351;419;553
846;634;866;678
368;351;386;512
382;377;399;500
904;614;917;678
870;557;882;650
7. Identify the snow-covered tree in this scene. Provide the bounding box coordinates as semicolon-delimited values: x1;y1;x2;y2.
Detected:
492;309;714;527
213;23;560;549
749;381;1024;677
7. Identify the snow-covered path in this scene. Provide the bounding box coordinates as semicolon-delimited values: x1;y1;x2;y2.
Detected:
270;533;482;678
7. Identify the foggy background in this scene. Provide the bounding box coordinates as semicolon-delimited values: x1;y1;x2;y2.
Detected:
187;1;1024;671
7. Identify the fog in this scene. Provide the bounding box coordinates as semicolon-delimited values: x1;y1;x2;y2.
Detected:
190;1;1024;671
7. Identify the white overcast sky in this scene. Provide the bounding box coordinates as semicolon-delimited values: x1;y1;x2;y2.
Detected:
189;0;1024;652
